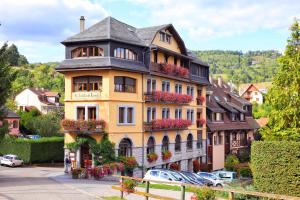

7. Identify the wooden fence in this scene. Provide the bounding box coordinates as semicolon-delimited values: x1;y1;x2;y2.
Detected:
112;175;300;200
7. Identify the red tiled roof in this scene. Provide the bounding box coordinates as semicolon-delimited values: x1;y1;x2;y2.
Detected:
256;117;268;127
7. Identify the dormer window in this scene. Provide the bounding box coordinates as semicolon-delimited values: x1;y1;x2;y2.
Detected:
71;46;104;58
114;48;137;61
159;32;171;44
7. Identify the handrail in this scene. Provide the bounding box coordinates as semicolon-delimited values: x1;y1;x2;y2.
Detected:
113;175;300;200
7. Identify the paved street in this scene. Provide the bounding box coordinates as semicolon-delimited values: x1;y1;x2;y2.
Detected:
0;166;193;200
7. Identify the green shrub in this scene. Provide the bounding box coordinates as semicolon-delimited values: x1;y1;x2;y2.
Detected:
239;167;252;178
225;154;239;171
191;187;215;200
238;148;250;162
0;136;64;163
251;141;300;197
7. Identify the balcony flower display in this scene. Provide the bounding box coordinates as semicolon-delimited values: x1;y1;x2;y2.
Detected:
198;96;206;104
197;118;206;126
152;119;192;130
170;163;179;171
147;152;158;163
160;63;189;78
152;91;192;104
162;150;172;161
61;119;106;131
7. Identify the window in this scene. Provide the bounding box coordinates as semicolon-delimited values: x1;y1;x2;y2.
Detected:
232;132;238;141
162;136;169;151
147;107;156;122
187;86;194;97
114;48;137;60
240;113;245;121
71;46;104;58
187;109;194;122
150;170;159;177
174;57;177;65
153;51;158;63
73;76;102;92
162;108;170;119
76;106;98;120
12;120;18;128
218;132;223;145
175;108;182;119
164;54;168;63
162;81;170;92
175;84;182;94
231;113;237;121
147;137;155;154
216;113;224;121
159;32;171;44
197;131;202;149
187;134;193;150
175;135;181;152
147;79;156;93
114;76;136;93
118;106;134;125
119;138;132;157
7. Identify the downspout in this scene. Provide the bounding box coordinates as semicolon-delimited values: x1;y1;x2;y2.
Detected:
141;73;145;177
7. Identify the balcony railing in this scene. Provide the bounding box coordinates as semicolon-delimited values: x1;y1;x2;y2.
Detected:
144;91;192;105
231;139;249;148
150;62;190;79
61;119;105;134
196;119;206;128
144;119;192;132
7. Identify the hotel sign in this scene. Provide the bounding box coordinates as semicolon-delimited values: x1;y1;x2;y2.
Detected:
72;91;101;100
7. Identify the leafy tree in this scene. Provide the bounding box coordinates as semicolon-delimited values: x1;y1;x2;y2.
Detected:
252;102;272;119
4;44;28;66
17;108;40;134
0;44;14;140
225;154;239;171
32;111;62;137
261;19;300;141
91;134;116;164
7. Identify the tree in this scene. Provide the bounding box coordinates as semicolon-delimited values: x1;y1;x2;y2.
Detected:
0;44;14;140
4;44;28;66
33;111;62;137
225;154;239;171
91;134;116;165
261;19;300;141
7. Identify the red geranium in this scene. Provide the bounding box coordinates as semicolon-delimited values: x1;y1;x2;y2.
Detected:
147;152;158;163
170;163;179;171
162;150;172;161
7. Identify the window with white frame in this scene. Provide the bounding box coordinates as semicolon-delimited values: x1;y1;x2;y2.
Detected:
175;108;182;119
240;113;245;121
147;107;156;122
146;79;156;93
175;83;182;94
76;105;98;120
187;86;194;97
162;107;170;119
118;106;135;125
187;109;194;122
162;81;170;92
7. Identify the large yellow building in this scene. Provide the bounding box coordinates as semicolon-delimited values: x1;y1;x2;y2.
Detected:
56;16;210;175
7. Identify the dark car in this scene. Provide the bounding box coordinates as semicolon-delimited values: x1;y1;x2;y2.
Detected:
177;171;205;186
180;171;213;186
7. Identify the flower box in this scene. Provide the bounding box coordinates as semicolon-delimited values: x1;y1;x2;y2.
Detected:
147;152;158;163
150;119;192;131
61;119;105;132
148;91;192;104
197;118;206;126
160;63;189;78
162;150;172;161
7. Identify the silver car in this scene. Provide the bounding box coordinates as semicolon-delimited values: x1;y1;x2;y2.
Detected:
0;155;24;167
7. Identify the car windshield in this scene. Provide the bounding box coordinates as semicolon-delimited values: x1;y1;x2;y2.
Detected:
169;172;182;181
4;156;12;159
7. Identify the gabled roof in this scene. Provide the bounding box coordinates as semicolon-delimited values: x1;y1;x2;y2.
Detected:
239;82;272;95
2;107;20;118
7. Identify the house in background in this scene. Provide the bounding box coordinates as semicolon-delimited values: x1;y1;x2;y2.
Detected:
0;108;20;136
15;88;63;114
206;77;260;171
239;82;272;104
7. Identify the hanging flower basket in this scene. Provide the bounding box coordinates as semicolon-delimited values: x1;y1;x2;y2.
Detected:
147;152;158;163
162;150;172;161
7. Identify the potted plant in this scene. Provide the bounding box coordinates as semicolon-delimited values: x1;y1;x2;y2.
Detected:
147;152;158;163
162;150;172;161
122;179;138;194
120;156;138;177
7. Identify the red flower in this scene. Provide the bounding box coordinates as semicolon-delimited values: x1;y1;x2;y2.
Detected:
170;163;179;171
162;150;172;161
151;119;192;130
152;91;192;104
147;153;158;163
197;118;206;125
160;63;189;78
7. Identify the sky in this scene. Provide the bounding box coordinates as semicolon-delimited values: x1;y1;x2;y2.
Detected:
0;0;299;63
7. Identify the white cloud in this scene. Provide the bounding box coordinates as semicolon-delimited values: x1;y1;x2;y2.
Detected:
127;0;300;41
0;0;109;62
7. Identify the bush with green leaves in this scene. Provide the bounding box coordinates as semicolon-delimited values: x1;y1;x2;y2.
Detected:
239;167;252;178
225;154;239;171
191;187;215;200
0;136;64;163
251;141;300;197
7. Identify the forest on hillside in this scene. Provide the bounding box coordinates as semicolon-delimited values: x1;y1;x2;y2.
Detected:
195;50;281;84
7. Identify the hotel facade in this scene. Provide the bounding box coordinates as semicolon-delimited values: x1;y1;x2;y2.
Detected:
56;16;210;175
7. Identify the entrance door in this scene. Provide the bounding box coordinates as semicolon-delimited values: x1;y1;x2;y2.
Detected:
80;143;92;168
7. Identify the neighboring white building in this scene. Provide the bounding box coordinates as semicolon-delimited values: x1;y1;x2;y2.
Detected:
239;82;271;105
15;88;63;114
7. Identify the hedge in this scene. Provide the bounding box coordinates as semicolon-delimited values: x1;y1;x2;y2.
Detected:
251;141;300;197
0;137;64;163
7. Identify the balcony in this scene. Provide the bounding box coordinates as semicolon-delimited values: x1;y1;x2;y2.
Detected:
231;139;249;148
144;119;192;132
144;91;192;105
196;96;205;106
150;62;190;79
61;119;105;134
197;119;206;128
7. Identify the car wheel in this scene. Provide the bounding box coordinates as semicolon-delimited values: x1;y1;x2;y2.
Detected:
12;163;15;168
216;184;223;188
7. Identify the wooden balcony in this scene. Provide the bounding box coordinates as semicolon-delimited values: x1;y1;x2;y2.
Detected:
150;62;190;80
61;119;105;134
231;139;249;148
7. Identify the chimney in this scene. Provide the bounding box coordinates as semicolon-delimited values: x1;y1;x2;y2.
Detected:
217;76;222;87
80;16;85;32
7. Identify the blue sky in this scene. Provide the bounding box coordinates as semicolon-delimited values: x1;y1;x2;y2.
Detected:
0;0;299;63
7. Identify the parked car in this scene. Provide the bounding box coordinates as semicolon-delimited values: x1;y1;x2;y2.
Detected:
180;171;212;186
144;169;183;184
27;135;41;140
167;170;198;185
0;155;23;167
212;171;237;183
197;172;224;187
0;154;3;162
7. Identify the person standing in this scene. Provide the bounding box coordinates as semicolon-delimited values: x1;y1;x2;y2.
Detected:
64;155;70;173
